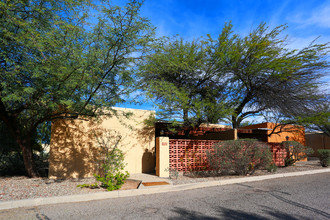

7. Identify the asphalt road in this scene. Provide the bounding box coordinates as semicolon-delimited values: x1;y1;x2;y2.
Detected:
1;173;329;220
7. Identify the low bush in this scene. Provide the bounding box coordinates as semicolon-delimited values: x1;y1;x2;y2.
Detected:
94;147;129;191
266;163;278;172
0;152;26;176
93;134;129;191
317;149;330;167
206;139;272;175
0;151;49;176
77;182;99;189
166;167;179;180
282;141;314;166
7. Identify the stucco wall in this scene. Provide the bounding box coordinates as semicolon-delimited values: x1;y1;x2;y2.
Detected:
49;107;155;179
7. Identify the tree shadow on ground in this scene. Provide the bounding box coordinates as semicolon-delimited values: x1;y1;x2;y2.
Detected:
236;183;330;219
169;207;265;220
267;193;330;219
169;206;311;220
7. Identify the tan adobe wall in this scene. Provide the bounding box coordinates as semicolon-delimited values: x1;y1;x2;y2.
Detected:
49;108;155;179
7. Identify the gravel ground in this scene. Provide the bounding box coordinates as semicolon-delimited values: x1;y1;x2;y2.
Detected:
0;159;325;202
0;177;107;202
170;159;325;185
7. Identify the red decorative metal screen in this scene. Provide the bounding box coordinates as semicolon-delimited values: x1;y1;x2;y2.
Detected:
169;139;287;172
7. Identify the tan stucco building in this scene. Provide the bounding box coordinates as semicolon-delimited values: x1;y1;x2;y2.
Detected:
49;107;155;179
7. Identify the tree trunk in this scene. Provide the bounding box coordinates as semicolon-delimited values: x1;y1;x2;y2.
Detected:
183;109;189;125
16;136;38;178
232;115;239;129
232;92;252;129
0;100;38;177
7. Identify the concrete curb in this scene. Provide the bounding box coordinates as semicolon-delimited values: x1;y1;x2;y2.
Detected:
1;168;330;211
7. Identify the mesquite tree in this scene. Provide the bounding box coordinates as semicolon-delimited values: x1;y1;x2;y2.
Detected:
139;37;230;126
0;0;154;177
210;22;329;128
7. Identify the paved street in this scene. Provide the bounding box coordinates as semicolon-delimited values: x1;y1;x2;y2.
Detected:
1;172;329;220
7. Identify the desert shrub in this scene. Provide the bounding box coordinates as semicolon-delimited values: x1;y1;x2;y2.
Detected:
94;133;129;191
77;182;99;189
0;150;49;176
94;148;129;191
166;167;179;179
317;149;330;167
0;152;26;176
0;121;50;176
282;141;314;166
266;163;278;172
206;139;272;175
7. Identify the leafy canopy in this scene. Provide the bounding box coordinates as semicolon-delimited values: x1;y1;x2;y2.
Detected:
139;37;230;126
0;0;154;177
208;22;330;128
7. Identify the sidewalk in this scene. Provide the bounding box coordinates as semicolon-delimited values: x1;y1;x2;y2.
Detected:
1;168;329;211
130;173;172;188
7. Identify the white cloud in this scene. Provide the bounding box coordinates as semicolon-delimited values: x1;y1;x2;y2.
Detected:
288;2;330;28
306;5;330;28
286;35;322;50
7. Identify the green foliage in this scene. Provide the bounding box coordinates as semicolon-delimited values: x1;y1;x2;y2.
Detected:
0;152;25;176
0;0;154;177
298;102;330;136
317;149;330;167
77;182;99;189
206;139;272;175
0;121;49;176
95;171;129;191
94;133;129;191
284;157;296;167
208;22;329;128
282;141;314;166
165;167;179;180
266;163;278;172
139;22;329;129
139;37;231;126
0;122;19;154
0;149;49;177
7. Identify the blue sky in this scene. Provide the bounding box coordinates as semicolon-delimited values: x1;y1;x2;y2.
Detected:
141;0;330;45
118;0;330;118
